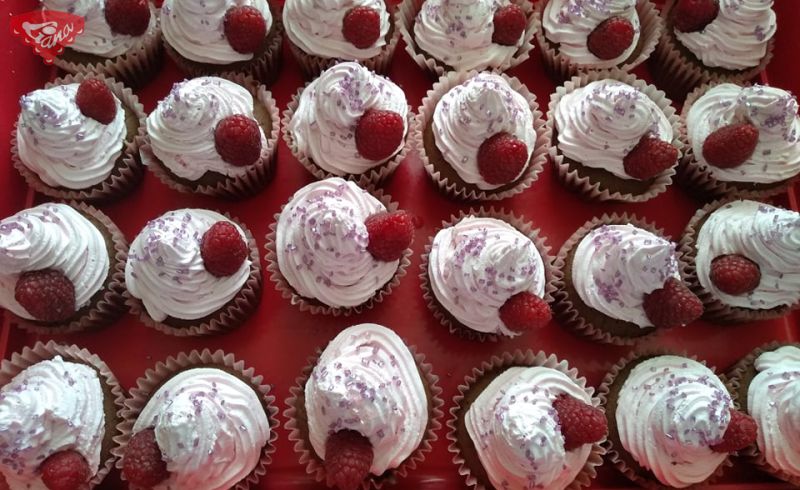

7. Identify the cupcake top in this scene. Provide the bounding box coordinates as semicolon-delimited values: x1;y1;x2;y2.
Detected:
16;83;127;190
125;209;252;322
0;356;105;490
305;323;428;475
686;83;800;184
131;367;270;490
288;62;408;176
695;200;800;310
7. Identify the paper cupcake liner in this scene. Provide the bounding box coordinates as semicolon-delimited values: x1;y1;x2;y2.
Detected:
125;212;262;336
678;197;798;323
447;350;605;489
142;74;279;199
11;202;128;336
545;68;681;203
11;73;145;203
113;349;279;490
419;207;557;342
397;0;535;77
1;341;126;489
532;0;663;81
284;344;443;489
414;70;549;201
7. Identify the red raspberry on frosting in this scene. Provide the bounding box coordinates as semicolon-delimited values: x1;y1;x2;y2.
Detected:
587;16;635;60
14;269;76;323
214;114;263;167
477;132;529;186
492;4;527;46
224;5;267;54
355;109;405;162
642;277;703;329
324;430;374;490
552;394;608;451
623;135;679;180
41;450;91;490
75;78;117;125
200;221;249;277
673;0;719;33
365;210;414;262
342;6;382;49
710;254;761;296
105;0;151;36
702;122;759;169
122;428;170;487
711;409;757;453
499;291;551;332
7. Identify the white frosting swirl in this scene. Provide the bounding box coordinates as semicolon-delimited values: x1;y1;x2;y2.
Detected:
465;366;594;490
572;224;681;328
132;368;269;490
428;216;545;337
305;323;428;475
432;73;535;190
0;356;105;490
162;0;273;64
674;0;776;70
283;0;389;60
616;356;732;488
542;0;640;68
147;77;268;181
0;203;110;321
125;209;251;322
748;346;800;478
16;83;127;190
276;178;399;308
288;62;408;176
554;79;674;180
695;200;800;310
687;84;800;184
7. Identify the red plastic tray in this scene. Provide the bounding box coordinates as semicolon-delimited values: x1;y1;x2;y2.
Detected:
1;0;798;488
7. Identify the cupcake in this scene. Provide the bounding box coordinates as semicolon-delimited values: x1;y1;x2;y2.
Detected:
0;341;125;490
142;75;279;199
283;0;398;78
266;177;413;315
547;70;682;202
0;202;127;335
554;215;703;345
283;62;411;187
680;198;800;324
125;209;262;336
449;351;606;490
416;71;548;201
161;0;283;84
116;350;278;490
420;209;556;342
11;74;145;202
284;323;442;490
678;83;800;199
600;352;757;488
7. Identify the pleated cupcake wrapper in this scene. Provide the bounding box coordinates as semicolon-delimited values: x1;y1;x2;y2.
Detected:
142;74;279;199
264;188;411;316
125;211;262;336
11;72;145;203
113;349;279;490
414;70;549;201
1;341;126;489
545;68;681;203
397;0;535;78
532;0;662;81
12;202;128;336
447;350;606;490
419;207;557;342
283;344;443;489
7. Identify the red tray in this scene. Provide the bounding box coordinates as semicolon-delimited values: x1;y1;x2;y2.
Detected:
1;0;798;488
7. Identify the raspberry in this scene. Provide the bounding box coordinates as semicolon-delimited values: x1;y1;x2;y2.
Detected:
342;6;381;49
552;394;608;451
324;430;373;490
643;277;703;329
104;0;151;36
702;123;759;169
587;16;635;60
673;0;719;33
711;409;757;453
355;109;405;161
492;4;527;46
365;211;414;262
41;451;91;490
477;132;529;186
710;254;761;296
200;221;249;277
122;428;169;487
223;5;267;54
498;292;552;332
214;114;262;166
623;135;679;180
75;78;117;125
15;269;75;323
